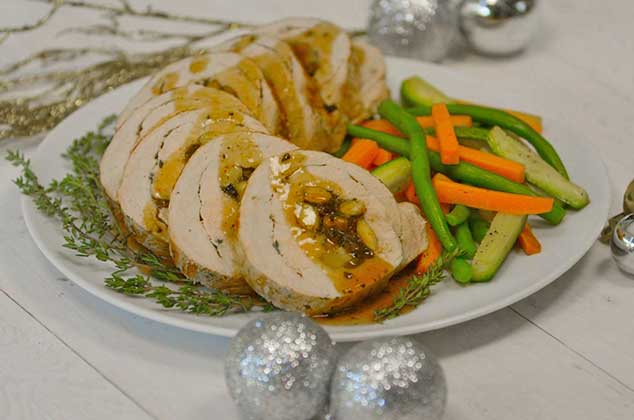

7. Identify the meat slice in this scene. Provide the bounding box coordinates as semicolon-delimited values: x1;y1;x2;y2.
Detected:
168;133;296;293
343;40;390;123
216;35;321;148
239;150;404;315
396;202;428;270
255;18;350;118
117;92;268;257
101;85;225;203
116;52;280;133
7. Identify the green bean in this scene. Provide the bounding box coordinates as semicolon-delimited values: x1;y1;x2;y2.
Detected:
455;222;477;258
422;126;491;143
446;205;471;226
469;216;490;243
332;136;351;158
450;257;472;284
407;104;569;179
346;124;566;224
378;100;457;251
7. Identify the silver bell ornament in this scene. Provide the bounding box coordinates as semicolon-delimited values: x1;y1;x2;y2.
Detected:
368;0;460;62
611;213;634;275
460;0;540;56
330;336;447;420
224;312;337;420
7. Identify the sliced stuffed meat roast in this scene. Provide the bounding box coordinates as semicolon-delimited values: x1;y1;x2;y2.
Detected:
117;90;268;257
239;150;425;315
100;18;412;316
168;133;296;293
101;85;228;204
116;52;280;133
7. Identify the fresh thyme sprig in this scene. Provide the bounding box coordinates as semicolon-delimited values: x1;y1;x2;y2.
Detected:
374;248;462;322
7;116;260;316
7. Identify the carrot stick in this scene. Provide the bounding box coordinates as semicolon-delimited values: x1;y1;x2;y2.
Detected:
518;223;542;255
373;148;393;166
362;119;403;136
405;181;419;205
415;221;443;274
342;139;380;169
431;104;460;164
417;115;472;128
432;173;554;215
405;181;451;214
426;136;525;183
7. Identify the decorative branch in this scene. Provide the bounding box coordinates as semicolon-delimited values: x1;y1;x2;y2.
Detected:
0;0;366;141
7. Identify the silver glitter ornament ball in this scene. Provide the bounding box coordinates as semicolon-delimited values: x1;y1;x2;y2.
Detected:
460;0;540;56
224;312;337;420
368;0;459;62
330;336;446;420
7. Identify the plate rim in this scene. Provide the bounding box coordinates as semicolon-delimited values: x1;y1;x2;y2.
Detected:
20;58;611;341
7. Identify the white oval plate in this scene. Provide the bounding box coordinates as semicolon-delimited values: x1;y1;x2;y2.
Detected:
22;58;610;342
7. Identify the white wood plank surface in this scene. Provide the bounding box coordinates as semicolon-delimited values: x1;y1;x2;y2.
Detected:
0;292;153;420
1;0;634;419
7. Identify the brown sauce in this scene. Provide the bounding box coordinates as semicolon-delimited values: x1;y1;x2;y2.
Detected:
218;133;263;243
316;268;415;325
151;107;247;201
269;153;393;295
189;57;209;74
211;59;267;128
151;72;179;95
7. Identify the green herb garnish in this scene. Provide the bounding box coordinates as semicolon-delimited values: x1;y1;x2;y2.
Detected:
374;248;461;322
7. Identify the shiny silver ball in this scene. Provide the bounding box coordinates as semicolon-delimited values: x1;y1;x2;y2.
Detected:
368;0;460;62
330;336;446;420
460;0;540;56
225;312;337;420
611;213;634;275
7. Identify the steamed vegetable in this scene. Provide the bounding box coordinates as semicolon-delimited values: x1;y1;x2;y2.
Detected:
345;124;566;224
401;76;452;107
487;127;589;209
378;100;458;251
341;138;379;169
450;257;473;284
416;115;472;128
455;221;477;258
407;104;569;179
469;214;490;243
518;223;542;255
432;173;554;215
415;221;443;274
371;157;412;193
431;103;460;164
472;213;527;282
446;205;471;226
373;148;393;166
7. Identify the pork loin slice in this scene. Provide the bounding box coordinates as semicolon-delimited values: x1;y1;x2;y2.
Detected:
116;52;280;133
343;40;390;123
118;97;268;257
255;18;350;115
168;133;296;293
101;85;226;202
215;35;322;149
239;150;404;315
396;202;428;270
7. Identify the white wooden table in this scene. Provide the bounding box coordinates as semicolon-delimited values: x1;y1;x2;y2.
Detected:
1;1;634;418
